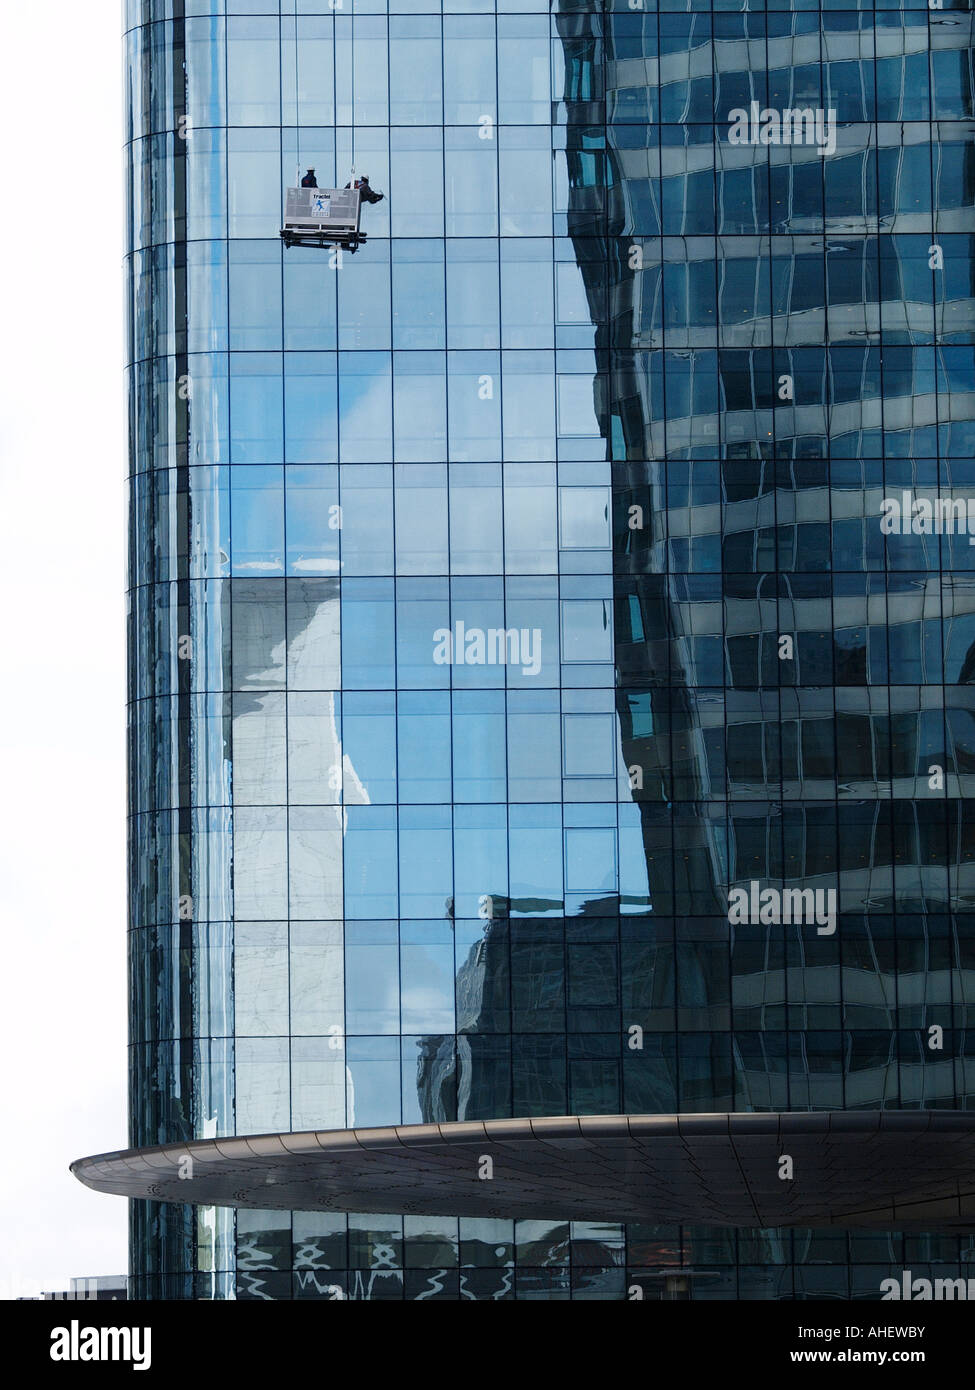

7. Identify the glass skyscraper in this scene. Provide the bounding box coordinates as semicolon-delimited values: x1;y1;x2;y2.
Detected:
118;0;975;1298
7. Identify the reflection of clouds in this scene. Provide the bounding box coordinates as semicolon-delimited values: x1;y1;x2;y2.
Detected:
401;985;450;1016
291;555;340;574
339;370;391;457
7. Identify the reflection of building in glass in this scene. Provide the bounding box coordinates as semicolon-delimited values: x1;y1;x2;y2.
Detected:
100;0;975;1299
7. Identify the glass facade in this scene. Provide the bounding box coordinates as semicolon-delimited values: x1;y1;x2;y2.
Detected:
126;0;975;1299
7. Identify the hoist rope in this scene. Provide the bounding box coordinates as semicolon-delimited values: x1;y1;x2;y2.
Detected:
294;0;300;186
349;4;355;186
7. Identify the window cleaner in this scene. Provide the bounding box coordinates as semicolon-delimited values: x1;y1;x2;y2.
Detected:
345;173;384;204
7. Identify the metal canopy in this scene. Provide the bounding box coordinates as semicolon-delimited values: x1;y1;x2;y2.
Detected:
72;1111;975;1230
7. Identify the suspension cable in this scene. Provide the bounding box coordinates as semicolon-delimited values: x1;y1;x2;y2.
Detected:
349;4;355;186
294;0;300;185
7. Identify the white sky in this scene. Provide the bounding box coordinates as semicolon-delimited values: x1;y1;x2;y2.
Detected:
0;2;128;1296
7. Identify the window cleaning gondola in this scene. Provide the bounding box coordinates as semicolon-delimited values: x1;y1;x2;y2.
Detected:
279;171;382;253
280;3;383;253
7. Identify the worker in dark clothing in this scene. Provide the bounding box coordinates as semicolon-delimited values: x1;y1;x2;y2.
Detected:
346;174;384;204
300;169;318;188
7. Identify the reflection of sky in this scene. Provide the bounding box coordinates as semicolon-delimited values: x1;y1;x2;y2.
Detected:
228;466;611;585
220;349;602;467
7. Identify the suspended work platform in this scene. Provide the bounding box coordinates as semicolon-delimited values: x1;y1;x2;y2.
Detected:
280;186;365;252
